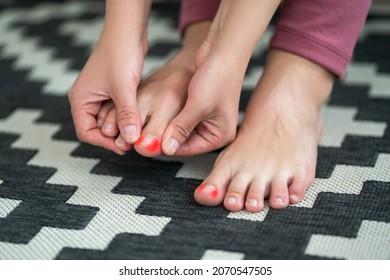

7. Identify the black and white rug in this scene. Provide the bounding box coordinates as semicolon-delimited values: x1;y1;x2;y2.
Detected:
1;0;389;260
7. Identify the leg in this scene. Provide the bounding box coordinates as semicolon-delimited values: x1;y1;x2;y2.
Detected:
195;49;334;211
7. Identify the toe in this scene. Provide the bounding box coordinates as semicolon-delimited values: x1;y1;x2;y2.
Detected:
269;175;290;209
115;134;132;152
194;165;231;207
245;179;267;212
289;170;315;204
135;96;181;157
223;174;251;212
101;108;119;137
134;134;161;157
97;101;115;128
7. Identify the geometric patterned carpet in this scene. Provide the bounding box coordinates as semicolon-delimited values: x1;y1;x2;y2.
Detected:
0;0;389;260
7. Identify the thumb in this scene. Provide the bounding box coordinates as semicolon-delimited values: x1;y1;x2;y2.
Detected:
162;105;202;156
113;88;141;144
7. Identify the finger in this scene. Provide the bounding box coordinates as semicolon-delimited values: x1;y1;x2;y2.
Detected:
72;107;126;155
161;105;203;156
173;132;222;157
112;86;141;145
97;101;115;128
102;107;120;137
173;121;236;156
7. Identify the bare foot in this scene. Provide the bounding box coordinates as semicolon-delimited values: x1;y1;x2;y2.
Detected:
194;49;334;212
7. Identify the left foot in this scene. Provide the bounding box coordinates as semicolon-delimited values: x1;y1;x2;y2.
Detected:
194;50;334;212
97;22;212;157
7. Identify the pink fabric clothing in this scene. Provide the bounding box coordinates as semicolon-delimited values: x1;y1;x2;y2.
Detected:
179;0;372;78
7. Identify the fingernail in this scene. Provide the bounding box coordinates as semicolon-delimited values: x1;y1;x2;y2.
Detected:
247;199;258;207
123;125;138;143
275;197;284;205
226;197;237;205
103;123;113;133
165;138;179;155
116;137;128;148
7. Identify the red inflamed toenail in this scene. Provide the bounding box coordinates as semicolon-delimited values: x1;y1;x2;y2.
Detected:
196;183;206;192
135;135;160;153
196;184;218;198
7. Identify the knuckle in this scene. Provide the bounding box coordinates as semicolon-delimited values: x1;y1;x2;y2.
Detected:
75;129;87;143
173;122;192;140
225;128;237;144
116;106;138;123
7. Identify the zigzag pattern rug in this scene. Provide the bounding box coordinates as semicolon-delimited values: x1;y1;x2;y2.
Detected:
0;0;390;260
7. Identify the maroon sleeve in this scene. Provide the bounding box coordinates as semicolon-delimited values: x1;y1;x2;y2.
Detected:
270;0;372;78
179;0;220;37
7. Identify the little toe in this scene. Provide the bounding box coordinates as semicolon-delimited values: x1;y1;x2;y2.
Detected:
288;173;314;204
101;108;119;137
269;176;290;209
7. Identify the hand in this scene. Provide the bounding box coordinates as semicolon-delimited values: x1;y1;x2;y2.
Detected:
68;0;151;154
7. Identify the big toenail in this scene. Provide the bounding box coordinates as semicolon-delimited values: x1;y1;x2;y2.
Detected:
165;138;179;155
227;197;237;205
204;184;215;192
197;184;218;198
247;199;258;206
136;135;160;153
275;197;284;204
123;125;138;143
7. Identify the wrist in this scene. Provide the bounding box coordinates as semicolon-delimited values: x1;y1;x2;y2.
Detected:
101;0;151;51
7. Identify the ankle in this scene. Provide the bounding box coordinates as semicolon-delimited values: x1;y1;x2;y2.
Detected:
265;49;335;108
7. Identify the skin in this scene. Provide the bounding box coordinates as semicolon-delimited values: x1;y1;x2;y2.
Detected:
97;22;212;157
68;0;151;155
92;0;335;212
194;49;334;212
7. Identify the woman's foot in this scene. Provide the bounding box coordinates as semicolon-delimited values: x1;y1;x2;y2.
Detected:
194;49;334;212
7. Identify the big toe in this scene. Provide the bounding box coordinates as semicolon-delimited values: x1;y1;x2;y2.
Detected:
134;108;175;157
134;134;161;157
194;167;230;207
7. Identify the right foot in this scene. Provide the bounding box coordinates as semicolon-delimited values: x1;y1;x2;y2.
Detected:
194;50;334;212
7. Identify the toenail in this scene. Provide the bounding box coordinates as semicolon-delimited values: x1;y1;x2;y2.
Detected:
197;184;218;198
123;125;138;142
247;199;258;207
136;134;160;153
290;194;299;202
204;184;215;192
104;123;113;132
165;138;179;155
226;197;237;205
274;197;284;205
97;118;103;128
